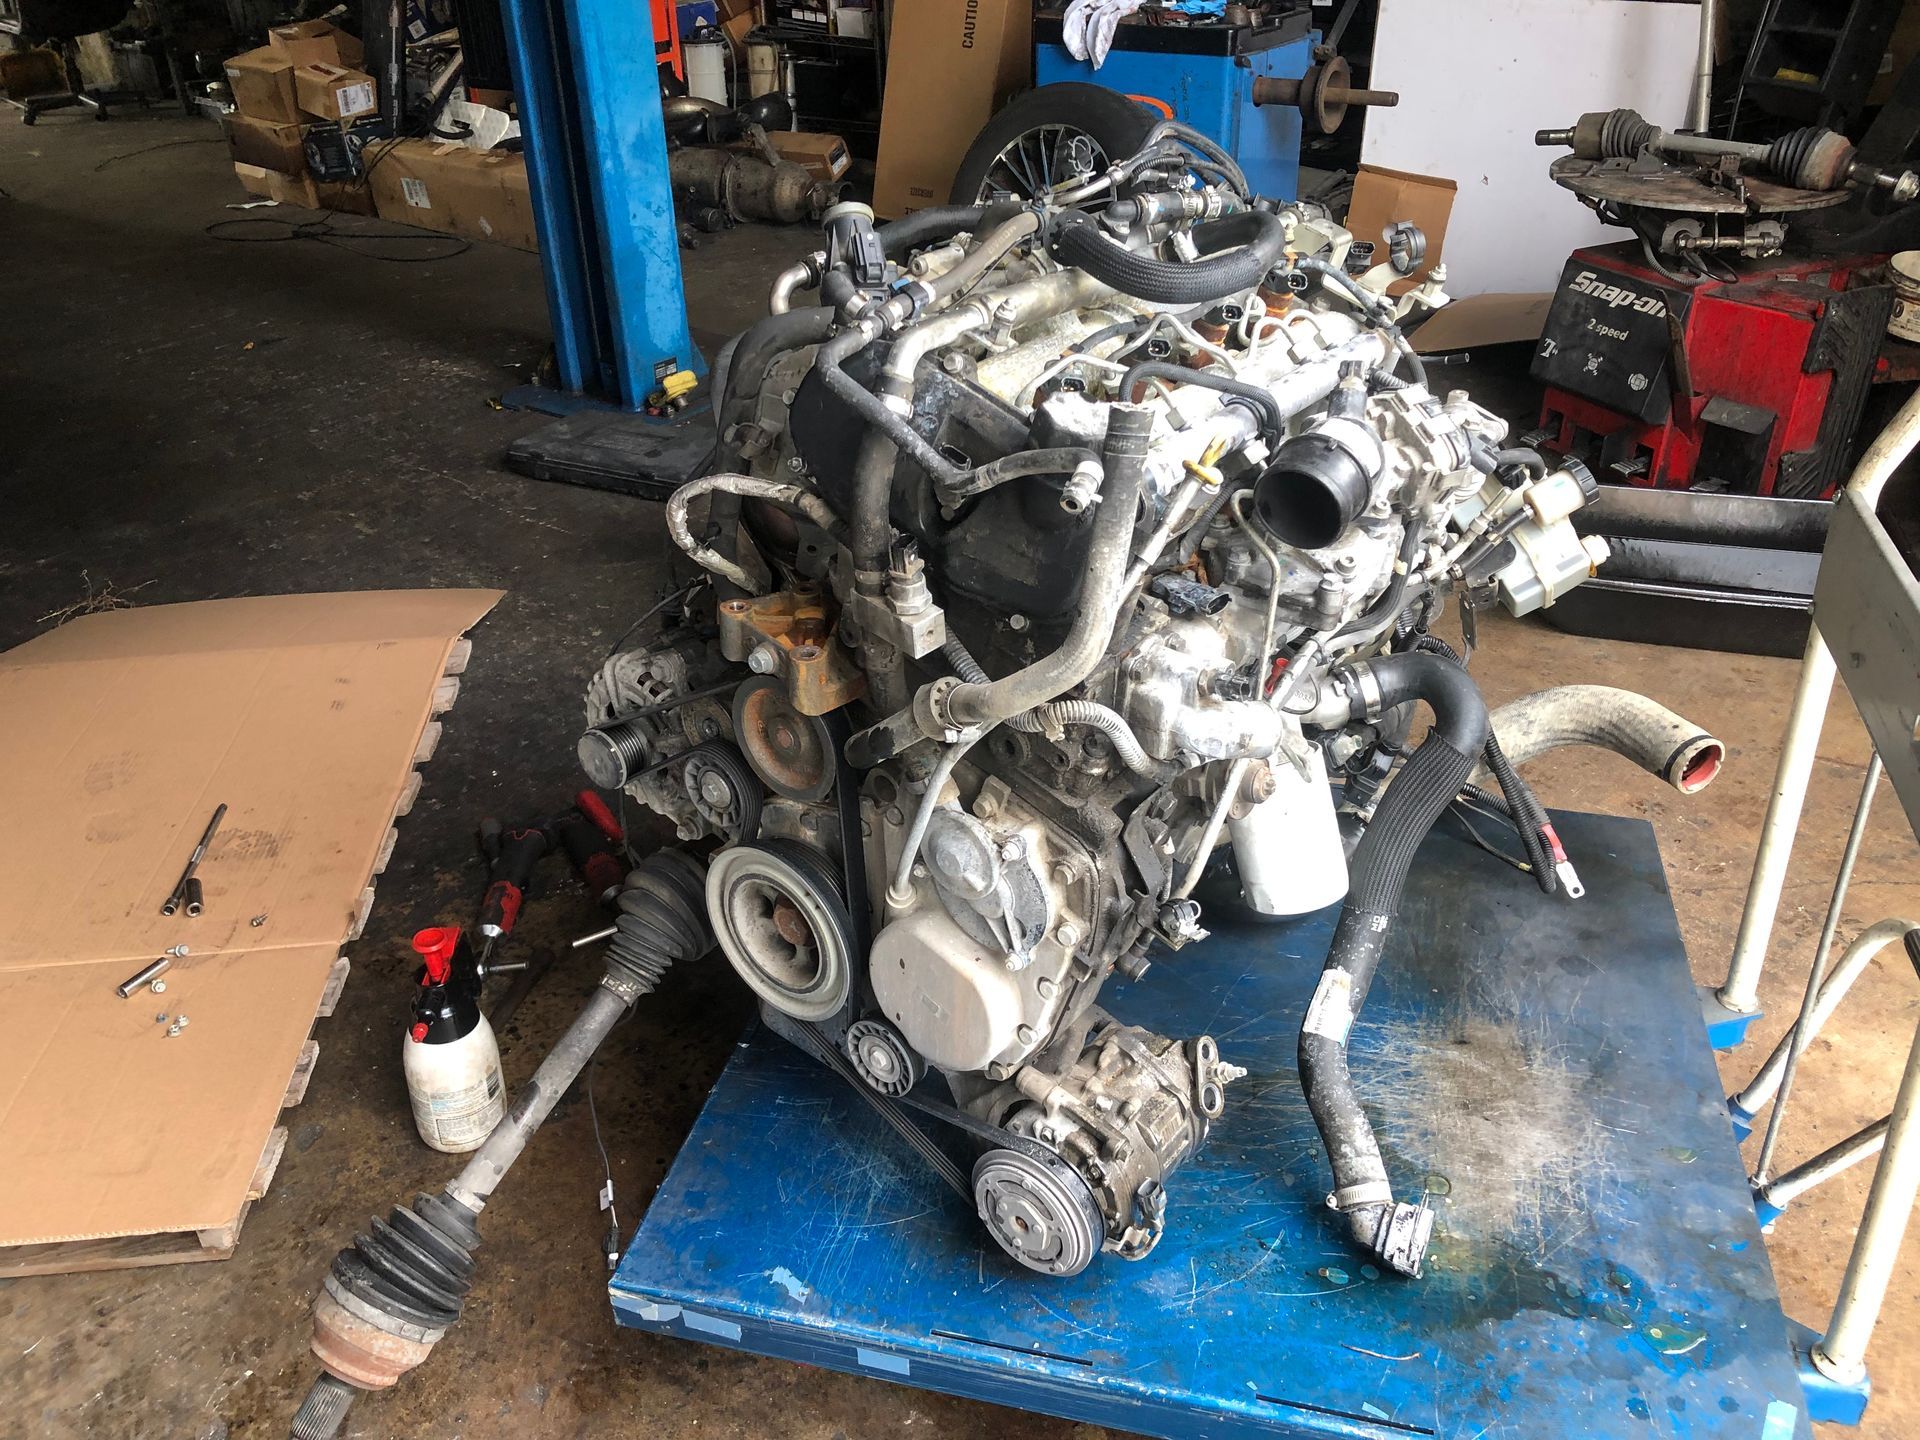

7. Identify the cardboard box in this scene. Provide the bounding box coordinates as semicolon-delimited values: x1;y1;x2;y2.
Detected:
769;130;850;182
0;591;499;1260
267;19;347;68
294;61;378;122
223;47;300;125
367;140;539;250
1342;163;1457;297
233;161;377;215
873;0;1031;218
226;114;306;175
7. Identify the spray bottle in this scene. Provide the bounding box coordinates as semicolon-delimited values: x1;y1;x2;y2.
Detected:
402;925;505;1153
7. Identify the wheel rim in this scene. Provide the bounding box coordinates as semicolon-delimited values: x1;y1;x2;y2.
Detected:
972;124;1109;204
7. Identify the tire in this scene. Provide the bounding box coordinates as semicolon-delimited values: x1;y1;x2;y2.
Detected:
948;82;1157;205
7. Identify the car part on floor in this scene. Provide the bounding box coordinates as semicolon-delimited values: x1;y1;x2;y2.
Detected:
291;849;714;1439
584;120;1718;1286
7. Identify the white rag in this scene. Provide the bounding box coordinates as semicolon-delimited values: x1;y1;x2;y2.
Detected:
1062;0;1147;69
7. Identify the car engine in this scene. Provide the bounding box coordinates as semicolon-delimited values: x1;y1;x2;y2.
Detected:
578;123;1621;1282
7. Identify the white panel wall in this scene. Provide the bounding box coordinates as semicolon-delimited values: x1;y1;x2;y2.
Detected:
1363;0;1700;299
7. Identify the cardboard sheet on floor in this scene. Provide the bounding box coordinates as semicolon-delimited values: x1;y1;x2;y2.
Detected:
0;589;500;1252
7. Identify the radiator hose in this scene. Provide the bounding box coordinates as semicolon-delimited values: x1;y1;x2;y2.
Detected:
1299;651;1490;1277
1051;209;1287;306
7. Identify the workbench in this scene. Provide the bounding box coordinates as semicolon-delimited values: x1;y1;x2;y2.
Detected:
611;811;1813;1438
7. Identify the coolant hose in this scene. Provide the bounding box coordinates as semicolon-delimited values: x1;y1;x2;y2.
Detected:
941;638;1157;774
935;405;1154;728
1300;652;1490;1275
667;474;847;592
1471;685;1725;794
1051;209;1287;306
877;203;994;258
924;209;1041;304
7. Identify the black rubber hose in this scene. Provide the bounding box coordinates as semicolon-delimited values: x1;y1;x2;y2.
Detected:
1117;359;1283;439
876;204;987;256
1493;446;1548;480
1406;633;1556;896
1052;209;1287;305
1331;522;1424;644
875;200;1025;259
1299;651;1489;1272
948;446;1100;501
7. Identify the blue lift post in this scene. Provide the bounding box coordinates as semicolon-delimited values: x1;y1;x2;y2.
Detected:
496;0;702;412
612;810;1832;1438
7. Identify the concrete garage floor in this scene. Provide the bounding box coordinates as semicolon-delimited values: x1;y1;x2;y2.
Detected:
3;112;1920;1440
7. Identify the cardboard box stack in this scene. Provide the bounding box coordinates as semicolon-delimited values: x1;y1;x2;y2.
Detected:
366;141;538;251
223;19;381;213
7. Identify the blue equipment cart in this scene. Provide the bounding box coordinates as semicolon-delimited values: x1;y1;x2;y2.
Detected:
611;810;1819;1438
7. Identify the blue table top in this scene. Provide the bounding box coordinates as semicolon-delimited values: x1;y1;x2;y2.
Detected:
612;811;1811;1440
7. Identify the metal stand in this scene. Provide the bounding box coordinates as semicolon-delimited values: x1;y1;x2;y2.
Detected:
1714;386;1920;1423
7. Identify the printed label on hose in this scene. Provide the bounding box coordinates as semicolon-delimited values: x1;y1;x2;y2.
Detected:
1302;968;1356;1045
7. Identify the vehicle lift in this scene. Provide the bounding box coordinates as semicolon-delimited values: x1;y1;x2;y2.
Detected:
394;5;1913;1436
491;0;715;497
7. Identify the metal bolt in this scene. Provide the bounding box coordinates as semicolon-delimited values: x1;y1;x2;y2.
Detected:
974;794;1000;820
1007;613;1030;633
250;914;268;927
151;979;166;994
1334;552;1358;574
910;862;928;880
1055;922;1081;949
747;644;780;675
164;945;190;957
786;455;806;473
1037;976;1058;999
166;1017;189;1037
155;1011;169;1023
999;839;1024;861
940;352;971;376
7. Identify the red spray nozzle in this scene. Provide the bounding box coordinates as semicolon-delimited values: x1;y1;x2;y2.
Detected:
412;925;462;984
